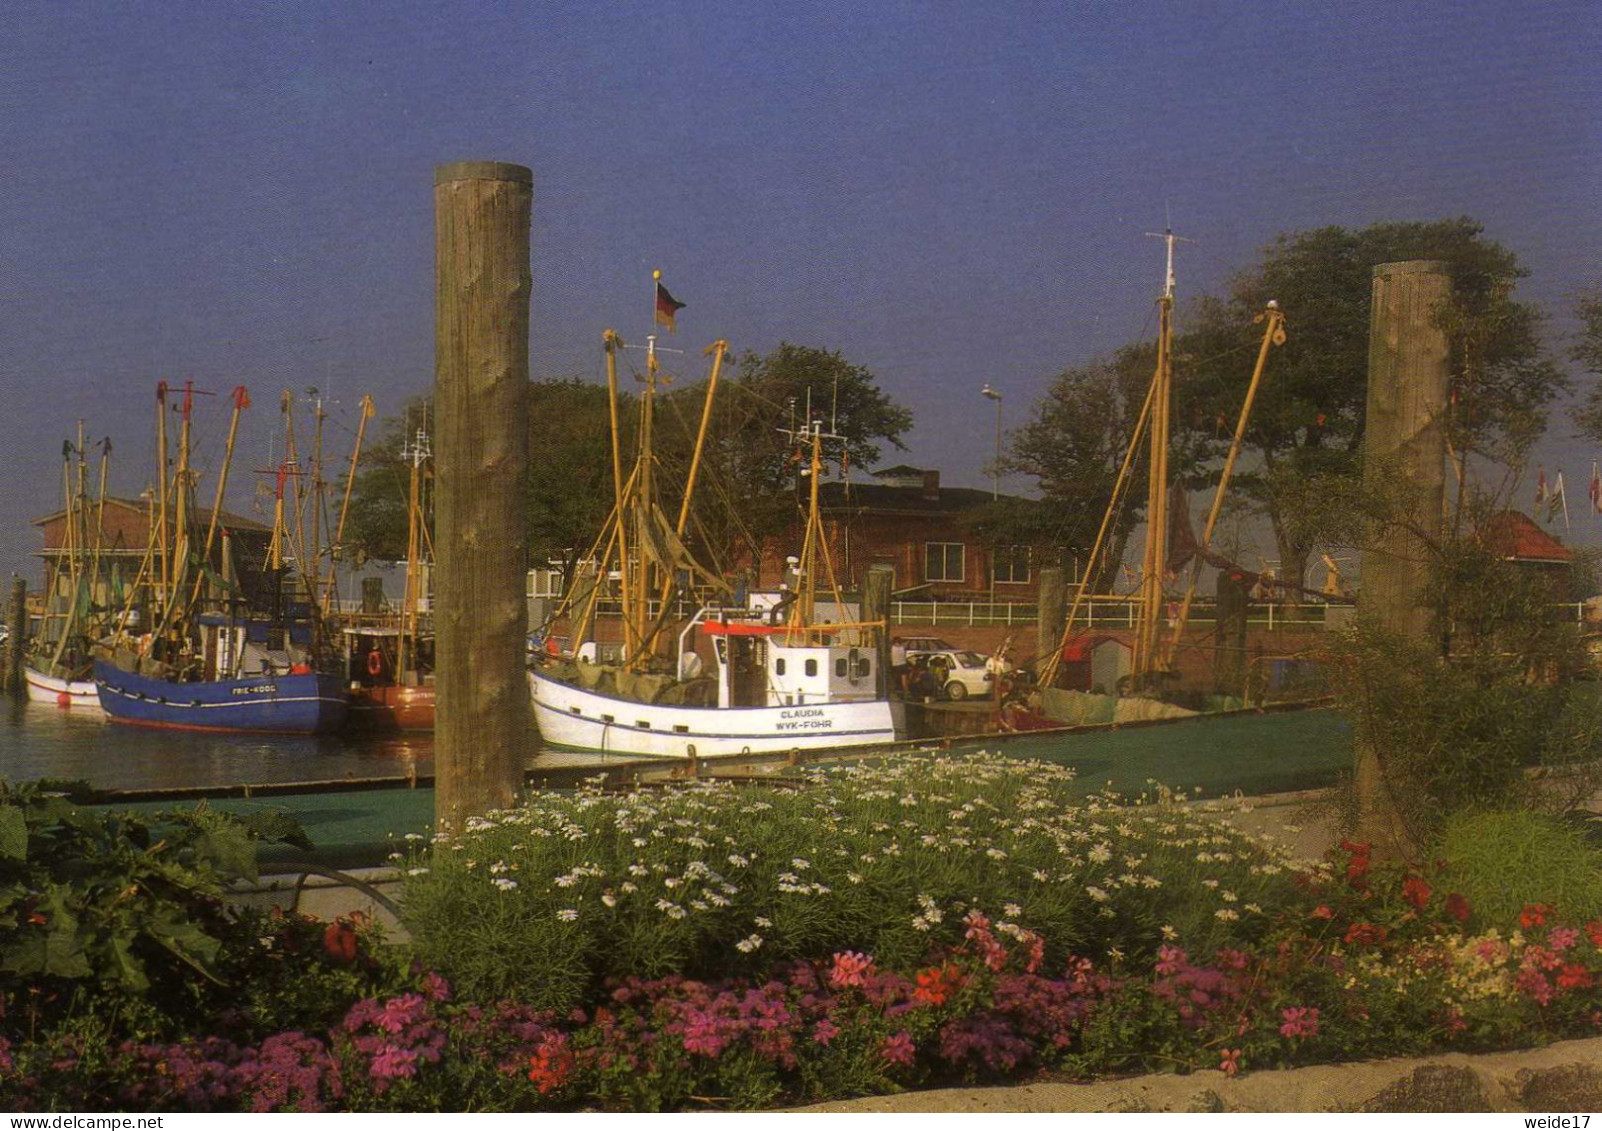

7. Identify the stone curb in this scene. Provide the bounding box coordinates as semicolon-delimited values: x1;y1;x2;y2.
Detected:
792;1035;1602;1113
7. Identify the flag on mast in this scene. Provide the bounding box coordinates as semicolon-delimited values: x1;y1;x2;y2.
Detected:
1590;461;1600;514
1548;472;1569;529
654;276;686;334
1535;466;1548;509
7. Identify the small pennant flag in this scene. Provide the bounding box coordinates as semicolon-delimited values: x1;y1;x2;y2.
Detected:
1535;466;1548;509
655;281;686;334
1590;461;1600;515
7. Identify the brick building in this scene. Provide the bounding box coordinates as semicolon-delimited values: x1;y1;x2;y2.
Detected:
755;465;1043;599
32;496;274;628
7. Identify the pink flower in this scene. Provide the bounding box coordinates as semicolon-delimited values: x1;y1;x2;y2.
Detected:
812;1018;840;1046
1155;945;1188;977
828;951;875;990
1278;1006;1320;1040
1548;927;1580;952
1219;1048;1242;1077
879;1030;916;1068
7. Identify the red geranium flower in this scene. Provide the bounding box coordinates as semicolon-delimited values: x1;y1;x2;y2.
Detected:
1402;875;1432;910
1343;922;1387;947
1556;964;1595;992
1520;904;1554;930
1444;892;1471;923
323;920;359;964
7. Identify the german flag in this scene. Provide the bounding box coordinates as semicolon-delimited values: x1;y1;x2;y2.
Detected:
655;282;686;334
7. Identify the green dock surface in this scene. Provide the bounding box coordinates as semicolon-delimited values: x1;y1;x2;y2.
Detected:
103;709;1352;871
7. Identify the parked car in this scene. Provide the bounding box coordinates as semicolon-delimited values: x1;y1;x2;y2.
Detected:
909;648;995;701
891;635;956;667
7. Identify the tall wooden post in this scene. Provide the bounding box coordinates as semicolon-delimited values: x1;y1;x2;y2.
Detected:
1356;259;1451;860
433;161;532;830
861;566;894;697
1036;566;1065;674
5;575;26;692
1361;261;1450;639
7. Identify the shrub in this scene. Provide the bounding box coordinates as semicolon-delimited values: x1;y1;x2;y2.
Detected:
401;753;1307;1010
1437;809;1602;927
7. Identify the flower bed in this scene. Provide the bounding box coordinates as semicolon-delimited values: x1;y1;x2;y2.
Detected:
3;754;1601;1111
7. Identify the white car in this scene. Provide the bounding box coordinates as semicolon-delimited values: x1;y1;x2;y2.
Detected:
909;649;995;701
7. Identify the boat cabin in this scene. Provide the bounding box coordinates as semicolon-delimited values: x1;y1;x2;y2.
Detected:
701;620;879;709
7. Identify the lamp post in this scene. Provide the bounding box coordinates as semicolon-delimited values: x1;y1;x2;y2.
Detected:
981;383;1002;612
980;383;1002;500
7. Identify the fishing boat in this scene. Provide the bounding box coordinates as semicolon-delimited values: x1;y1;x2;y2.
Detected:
529;295;902;758
25;424;110;712
343;412;436;731
94;384;348;734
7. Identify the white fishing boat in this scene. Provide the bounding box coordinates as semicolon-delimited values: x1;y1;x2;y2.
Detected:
23;666;102;712
530;610;901;758
529;287;903;759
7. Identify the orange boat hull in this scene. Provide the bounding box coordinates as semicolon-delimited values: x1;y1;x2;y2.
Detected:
346;683;436;731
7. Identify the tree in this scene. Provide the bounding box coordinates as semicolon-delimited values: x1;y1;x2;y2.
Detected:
1570;289;1602;441
525;379;632;590
1180;218;1566;597
655;343;913;577
1004;342;1208;590
339;396;426;566
340;380;626;594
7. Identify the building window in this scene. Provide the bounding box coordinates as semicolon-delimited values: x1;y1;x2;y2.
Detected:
924;542;965;583
994;545;1032;585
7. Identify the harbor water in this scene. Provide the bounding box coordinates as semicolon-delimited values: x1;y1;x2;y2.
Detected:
0;692;1354;799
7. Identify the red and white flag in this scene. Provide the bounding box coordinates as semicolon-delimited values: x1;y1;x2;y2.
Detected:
1535;466;1548;509
1589;461;1600;515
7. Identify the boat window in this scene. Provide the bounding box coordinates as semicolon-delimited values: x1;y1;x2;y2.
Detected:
805;659;818;677
774;658;786;676
855;657;872;679
637;721;651;729
835;658;848;677
673;724;689;734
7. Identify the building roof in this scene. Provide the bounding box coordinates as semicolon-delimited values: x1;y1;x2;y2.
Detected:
32;495;270;532
1478;510;1575;564
817;480;1003;516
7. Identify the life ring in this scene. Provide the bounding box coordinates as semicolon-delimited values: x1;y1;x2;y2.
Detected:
367;650;384;677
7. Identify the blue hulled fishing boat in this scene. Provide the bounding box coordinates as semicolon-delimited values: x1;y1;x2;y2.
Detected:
94;383;349;735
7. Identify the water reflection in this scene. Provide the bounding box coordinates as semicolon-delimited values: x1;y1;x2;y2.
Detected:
0;696;443;791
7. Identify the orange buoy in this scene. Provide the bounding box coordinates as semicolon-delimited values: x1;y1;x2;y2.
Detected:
57;692;72;708
367;650;384;677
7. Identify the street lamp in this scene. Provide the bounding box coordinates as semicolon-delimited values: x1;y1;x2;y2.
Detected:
980;384;1002;500
980;383;1003;613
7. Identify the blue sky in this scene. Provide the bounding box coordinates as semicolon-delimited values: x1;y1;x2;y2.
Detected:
0;1;1597;580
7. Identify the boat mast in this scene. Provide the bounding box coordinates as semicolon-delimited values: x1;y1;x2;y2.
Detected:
1131;229;1186;686
603;329;633;657
400;413;431;685
186;386;250;618
154;383;170;616
327;394;376;615
1160;302;1286;669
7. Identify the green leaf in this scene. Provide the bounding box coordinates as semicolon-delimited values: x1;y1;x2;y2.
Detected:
0;806;26;862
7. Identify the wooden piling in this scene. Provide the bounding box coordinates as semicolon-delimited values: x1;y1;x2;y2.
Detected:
5;575;25;692
1357;259;1451;861
1036;567;1065;669
1360;260;1450;639
433;161;533;831
861;565;894;697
